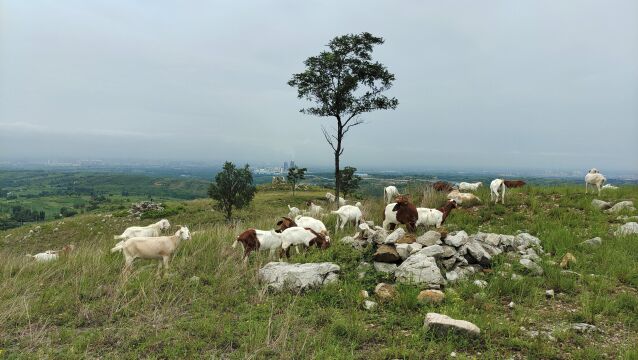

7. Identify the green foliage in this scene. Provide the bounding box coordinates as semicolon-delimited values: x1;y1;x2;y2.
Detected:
288;32;398;202
139;207;180;220
338;166;361;197
287;166;307;196
59;207;78;218
207;162;256;221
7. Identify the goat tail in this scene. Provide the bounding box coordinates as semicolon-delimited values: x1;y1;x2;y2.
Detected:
232;240;238;249
110;242;124;253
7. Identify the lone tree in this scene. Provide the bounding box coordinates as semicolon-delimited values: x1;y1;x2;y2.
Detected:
208;162;256;221
288;32;398;206
338;166;361;197
287;166;307;196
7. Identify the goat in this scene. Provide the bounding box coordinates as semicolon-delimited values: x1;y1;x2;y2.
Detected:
26;244;75;262
325;192;347;206
331;205;362;230
416;199;458;228
275;215;328;235
458;182;482;191
433;181;454;192
585;168;606;195
355;201;363;208
384;186;400;203
114;219;170;241
383;195;418;233
490;179;506;204
305;201;324;217
287;205;301;218
111;226;191;272
233;228;282;263
279;227;330;258
447;189;481;204
504;180;526;188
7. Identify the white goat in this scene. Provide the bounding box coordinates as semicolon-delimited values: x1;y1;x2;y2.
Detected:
585;168;607;195
305;201;324;218
447;189;481;204
287;205;301;218
114;219;170;241
326;192;347;206
111;226;191;272
26;251;58;262
490;179;506;204
382;203;398;230
355;201;363;208
279;226;330;257
294;215;328;235
233;228;282;262
458;182;482;191
384;186;400;203
331;205;362;230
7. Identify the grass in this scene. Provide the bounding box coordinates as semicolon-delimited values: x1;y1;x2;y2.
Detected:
1;185;637;358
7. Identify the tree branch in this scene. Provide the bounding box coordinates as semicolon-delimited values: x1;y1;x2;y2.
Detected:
321;125;337;152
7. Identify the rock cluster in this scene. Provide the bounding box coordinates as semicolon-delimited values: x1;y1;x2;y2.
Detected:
129;201;164;218
615;222;638;236
344;226;545;287
258;262;340;292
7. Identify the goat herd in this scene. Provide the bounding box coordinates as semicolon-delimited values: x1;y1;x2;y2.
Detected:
26;169;617;274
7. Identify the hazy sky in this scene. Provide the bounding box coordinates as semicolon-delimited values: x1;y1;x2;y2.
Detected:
1;1;637;172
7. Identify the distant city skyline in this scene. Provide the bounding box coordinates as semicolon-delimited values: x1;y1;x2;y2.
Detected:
1;1;636;172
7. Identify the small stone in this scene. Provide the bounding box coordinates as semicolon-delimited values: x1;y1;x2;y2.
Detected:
519;258;543;275
545;289;555;298
511;273;522;280
560;253;577;269
473;280;488;289
384;228;406;244
605;201;635;214
446;271;459;282
424;313;480;337
591;199;612;210
373;262;398;274
615;222;638;236
508;301;515;309
396;233;416;244
417;289;445;303
450;352;457;358
360;290;369;298
444;231;469;247
395;244;411;260
419;245;446;258
579;237;602;248
363;300;377;310
416;231;441;246
571;323;598;333
374;283;397;301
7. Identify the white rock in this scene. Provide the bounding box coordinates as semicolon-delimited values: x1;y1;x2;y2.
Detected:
519;258;543;275
473;280;488;289
424;313;480;337
606;201;635;214
545;289;555;298
445;231;469;247
395;244;411;260
514;233;541;248
384;228;406;244
416;230;441;246
508;301;515;309
363;300;377;310
258;262;340;292
591;199;612;210
615;222;638;236
373;262;398;274
571;323;598;333
395;253;445;286
580;237;602;247
418;245;446;258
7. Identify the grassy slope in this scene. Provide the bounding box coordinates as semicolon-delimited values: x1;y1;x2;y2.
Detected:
1;186;637;359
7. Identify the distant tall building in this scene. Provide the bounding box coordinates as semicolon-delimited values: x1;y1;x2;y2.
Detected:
290;160;295;168
283;161;289;171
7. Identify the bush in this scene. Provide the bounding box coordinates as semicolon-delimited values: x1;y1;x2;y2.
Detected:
140;207;179;220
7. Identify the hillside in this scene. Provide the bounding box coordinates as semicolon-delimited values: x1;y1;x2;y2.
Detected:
1;185;637;358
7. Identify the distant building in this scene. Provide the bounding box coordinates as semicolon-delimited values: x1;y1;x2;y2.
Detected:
290;160;296;168
284;162;289;171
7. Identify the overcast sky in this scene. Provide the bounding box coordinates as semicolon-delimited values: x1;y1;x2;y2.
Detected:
1;1;637;172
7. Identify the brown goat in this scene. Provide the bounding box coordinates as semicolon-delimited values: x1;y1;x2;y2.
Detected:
504;180;526;188
437;199;458;225
392;195;418;233
275;217;297;233
235;229;260;260
433;181;454;192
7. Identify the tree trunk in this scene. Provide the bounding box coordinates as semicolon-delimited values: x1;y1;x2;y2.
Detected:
225;206;232;222
292;182;295;196
334;151;340;210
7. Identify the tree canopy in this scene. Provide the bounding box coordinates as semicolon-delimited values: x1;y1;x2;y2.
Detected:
208;162;256;221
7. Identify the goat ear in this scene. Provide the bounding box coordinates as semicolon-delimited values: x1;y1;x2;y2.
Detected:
276;220;283;226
